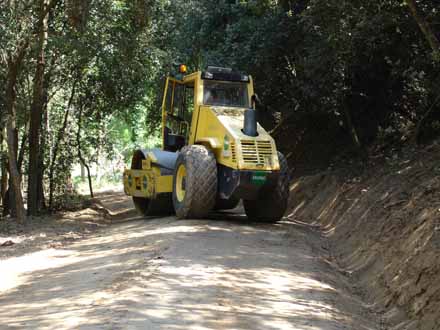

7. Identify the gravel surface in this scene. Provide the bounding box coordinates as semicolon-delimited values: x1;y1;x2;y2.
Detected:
0;191;379;330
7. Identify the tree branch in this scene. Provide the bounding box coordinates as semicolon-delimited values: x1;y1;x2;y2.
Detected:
405;0;440;56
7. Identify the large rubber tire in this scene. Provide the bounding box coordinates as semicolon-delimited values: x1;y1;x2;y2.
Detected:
244;152;290;223
133;194;174;217
172;145;217;219
214;196;241;211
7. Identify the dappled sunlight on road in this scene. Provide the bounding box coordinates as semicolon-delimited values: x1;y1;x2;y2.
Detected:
0;249;79;292
0;216;378;330
137;264;338;329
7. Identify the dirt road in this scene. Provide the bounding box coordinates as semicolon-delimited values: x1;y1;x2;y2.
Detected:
0;192;379;330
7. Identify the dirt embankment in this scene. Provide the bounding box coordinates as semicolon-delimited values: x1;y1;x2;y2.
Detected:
287;142;440;330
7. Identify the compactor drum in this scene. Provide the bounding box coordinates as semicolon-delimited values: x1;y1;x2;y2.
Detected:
123;66;290;222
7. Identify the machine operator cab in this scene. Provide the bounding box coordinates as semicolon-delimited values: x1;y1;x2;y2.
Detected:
162;66;254;152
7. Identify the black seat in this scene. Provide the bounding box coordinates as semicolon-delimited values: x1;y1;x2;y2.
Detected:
164;127;186;152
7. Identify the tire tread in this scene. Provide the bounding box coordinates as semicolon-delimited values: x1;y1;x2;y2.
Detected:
173;145;217;219
244;152;290;222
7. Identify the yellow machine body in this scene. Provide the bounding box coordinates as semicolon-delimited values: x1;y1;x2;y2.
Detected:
123;70;280;199
194;105;280;171
123;152;173;198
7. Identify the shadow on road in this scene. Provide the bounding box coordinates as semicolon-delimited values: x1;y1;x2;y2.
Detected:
0;192;378;330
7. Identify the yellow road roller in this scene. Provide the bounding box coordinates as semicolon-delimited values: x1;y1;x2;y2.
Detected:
123;66;290;222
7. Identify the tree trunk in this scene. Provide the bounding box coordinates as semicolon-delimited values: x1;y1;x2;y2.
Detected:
6;108;25;223
17;123;28;173
7;112;20;218
0;164;7;214
80;164;85;181
95;117;104;185
5;43;28;223
342;104;362;150
0;129;8;210
38;51;58;212
406;0;440;55
28;0;50;216
49;82;76;209
77;106;94;198
38;101;49;211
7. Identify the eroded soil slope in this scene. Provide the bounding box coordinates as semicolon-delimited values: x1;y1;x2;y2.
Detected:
288;143;440;330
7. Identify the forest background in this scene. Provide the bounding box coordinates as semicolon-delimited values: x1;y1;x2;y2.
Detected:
0;0;439;223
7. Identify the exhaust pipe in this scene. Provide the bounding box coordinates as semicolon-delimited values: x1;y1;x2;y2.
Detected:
243;94;259;137
243;109;258;137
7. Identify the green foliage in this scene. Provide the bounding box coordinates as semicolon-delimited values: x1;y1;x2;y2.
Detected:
1;0;162;212
1;0;440;214
156;0;439;147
